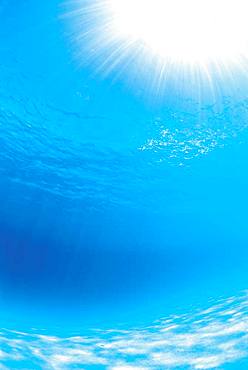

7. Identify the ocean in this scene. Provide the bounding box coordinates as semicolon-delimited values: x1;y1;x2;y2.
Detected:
1;0;248;368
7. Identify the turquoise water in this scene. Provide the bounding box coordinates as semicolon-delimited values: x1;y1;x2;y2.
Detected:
1;293;248;369
1;0;248;368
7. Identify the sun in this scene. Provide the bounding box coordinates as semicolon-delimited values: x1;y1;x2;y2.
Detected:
108;0;248;64
67;0;248;88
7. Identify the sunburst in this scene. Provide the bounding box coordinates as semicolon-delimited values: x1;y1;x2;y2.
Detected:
65;0;248;94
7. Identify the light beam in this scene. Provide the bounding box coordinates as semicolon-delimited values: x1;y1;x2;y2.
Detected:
67;0;248;91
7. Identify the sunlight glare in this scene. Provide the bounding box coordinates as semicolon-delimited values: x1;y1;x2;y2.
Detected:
108;0;248;64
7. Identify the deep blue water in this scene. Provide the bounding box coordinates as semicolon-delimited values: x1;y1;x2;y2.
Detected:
1;0;248;368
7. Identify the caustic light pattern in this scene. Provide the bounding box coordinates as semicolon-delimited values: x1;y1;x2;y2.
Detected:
1;292;248;369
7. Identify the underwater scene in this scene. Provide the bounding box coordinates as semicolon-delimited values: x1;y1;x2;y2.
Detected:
1;0;248;369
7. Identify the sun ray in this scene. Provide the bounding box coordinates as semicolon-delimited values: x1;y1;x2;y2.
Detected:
65;0;248;96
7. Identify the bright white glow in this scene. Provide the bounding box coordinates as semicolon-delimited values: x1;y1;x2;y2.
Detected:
67;0;248;90
107;0;248;64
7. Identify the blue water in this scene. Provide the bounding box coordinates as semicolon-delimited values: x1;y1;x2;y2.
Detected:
1;0;248;368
